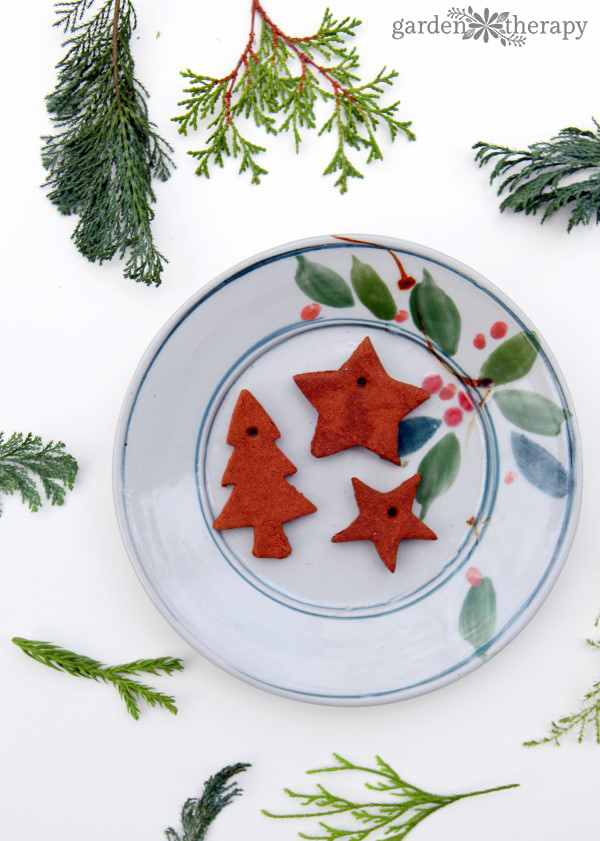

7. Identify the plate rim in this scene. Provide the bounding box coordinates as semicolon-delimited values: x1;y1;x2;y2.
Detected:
112;233;583;705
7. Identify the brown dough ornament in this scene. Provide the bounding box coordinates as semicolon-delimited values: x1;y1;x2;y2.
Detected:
213;390;317;558
293;337;430;465
332;474;437;572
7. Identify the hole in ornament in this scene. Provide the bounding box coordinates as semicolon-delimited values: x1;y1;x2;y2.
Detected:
387;506;398;518
247;427;258;437
357;377;367;387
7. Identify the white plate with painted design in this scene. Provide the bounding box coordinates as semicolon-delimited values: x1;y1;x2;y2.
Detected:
114;235;581;705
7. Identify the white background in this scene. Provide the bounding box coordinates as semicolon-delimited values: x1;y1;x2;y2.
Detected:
1;0;599;837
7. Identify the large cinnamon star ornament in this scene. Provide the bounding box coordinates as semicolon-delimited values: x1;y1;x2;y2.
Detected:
332;474;437;572
293;337;430;465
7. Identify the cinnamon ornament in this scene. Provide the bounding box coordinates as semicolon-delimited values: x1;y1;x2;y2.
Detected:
213;390;317;558
332;474;437;572
293;337;429;465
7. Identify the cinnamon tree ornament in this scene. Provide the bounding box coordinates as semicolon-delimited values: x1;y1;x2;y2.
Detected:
293;337;430;465
213;390;316;558
332;475;437;573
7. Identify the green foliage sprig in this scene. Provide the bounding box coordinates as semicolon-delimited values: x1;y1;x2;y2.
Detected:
525;618;600;746
12;638;183;720
43;0;174;286
165;763;250;841
0;432;78;515
174;2;414;193
263;753;518;841
474;120;600;231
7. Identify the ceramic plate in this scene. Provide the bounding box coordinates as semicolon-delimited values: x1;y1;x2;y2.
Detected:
114;235;581;705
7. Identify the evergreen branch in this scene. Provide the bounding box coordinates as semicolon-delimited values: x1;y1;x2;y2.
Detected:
105;655;184;677
525;631;600;746
55;0;97;30
0;432;78;515
165;763;251;841
12;638;183;720
43;0;174;286
263;754;518;841
474;120;600;231
174;2;413;192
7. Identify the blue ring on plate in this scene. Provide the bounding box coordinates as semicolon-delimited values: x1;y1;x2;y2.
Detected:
194;318;499;619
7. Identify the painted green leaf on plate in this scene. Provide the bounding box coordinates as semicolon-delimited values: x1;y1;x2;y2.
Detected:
459;578;497;652
409;269;461;356
480;332;538;385
415;432;460;519
398;417;441;457
350;256;396;320
295;256;354;307
494;390;567;436
511;432;570;498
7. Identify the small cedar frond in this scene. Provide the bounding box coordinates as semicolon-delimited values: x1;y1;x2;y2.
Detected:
474;120;600;231
43;0;174;286
0;432;78;515
174;2;413;193
12;638;183;720
165;764;250;841
264;755;518;840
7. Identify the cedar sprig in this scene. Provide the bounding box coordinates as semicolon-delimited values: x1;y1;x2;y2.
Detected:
12;637;183;720
165;763;251;841
0;432;78;515
43;0;174;286
55;0;96;29
263;753;518;841
174;2;414;193
525;617;600;746
474;120;600;231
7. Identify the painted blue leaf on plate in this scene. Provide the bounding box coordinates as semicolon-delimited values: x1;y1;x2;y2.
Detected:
398;417;441;457
511;432;570;498
459;578;497;653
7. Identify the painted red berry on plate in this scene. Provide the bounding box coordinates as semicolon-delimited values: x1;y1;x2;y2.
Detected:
466;567;483;587
439;383;457;401
504;471;516;485
393;256;417;290
422;374;443;394
444;407;463;427
490;321;508;340
458;391;474;412
301;303;321;321
473;333;486;350
394;309;409;323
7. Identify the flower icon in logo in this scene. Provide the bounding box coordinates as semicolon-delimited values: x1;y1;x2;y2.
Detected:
464;8;508;42
448;6;525;46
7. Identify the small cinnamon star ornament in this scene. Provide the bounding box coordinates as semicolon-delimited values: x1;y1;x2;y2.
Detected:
332;474;437;572
293;337;430;465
